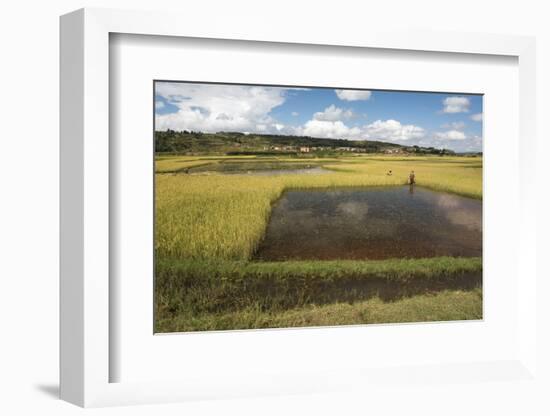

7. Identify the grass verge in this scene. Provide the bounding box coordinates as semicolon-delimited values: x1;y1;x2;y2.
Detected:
155;256;482;332
156;288;483;332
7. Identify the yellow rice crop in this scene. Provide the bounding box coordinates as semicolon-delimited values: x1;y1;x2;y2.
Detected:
155;156;482;261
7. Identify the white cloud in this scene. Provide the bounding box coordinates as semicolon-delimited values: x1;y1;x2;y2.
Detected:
442;96;470;113
434;130;467;140
335;89;372;101
299;120;361;139
441;121;466;130
155;101;164;110
363;119;425;141
155;83;287;133
425;133;482;152
291;111;299;116
297;117;424;142
471;113;483;122
313;105;354;121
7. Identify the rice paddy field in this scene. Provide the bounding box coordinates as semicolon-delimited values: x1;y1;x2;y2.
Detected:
155;155;483;332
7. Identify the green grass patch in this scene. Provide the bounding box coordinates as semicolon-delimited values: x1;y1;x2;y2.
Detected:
155;257;482;332
156;288;483;332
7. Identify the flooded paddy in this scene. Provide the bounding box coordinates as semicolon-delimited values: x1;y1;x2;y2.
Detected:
254;186;482;261
187;161;329;175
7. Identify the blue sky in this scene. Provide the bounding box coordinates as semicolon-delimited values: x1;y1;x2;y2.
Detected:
155;82;483;152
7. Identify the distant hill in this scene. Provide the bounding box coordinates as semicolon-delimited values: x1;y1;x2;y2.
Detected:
154;130;456;156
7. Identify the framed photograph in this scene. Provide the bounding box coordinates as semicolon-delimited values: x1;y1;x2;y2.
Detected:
152;80;484;334
60;8;539;408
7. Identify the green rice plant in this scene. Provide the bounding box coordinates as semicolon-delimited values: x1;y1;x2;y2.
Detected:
155;157;219;173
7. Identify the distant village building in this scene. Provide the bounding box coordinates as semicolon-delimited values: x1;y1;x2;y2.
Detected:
299;146;311;153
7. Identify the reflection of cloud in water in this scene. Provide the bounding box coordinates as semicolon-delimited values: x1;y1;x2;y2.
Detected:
256;187;482;260
336;201;369;221
445;210;482;231
272;194;400;241
270;200;322;238
436;194;481;231
437;194;461;209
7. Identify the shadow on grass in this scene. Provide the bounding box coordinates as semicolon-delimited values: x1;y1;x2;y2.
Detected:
157;269;482;317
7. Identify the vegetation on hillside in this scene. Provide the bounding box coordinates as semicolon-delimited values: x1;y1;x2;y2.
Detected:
155;130;461;156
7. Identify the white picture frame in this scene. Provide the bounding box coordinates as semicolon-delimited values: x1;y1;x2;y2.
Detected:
60;7;538;408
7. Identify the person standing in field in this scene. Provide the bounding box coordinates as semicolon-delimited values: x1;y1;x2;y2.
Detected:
409;170;416;185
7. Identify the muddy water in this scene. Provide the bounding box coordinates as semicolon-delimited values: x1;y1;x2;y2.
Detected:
254;186;482;261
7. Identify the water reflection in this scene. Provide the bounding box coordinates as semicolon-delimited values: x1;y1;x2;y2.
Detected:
436;194;481;232
254;186;482;261
245;167;328;176
336;201;369;221
189;162;328;176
